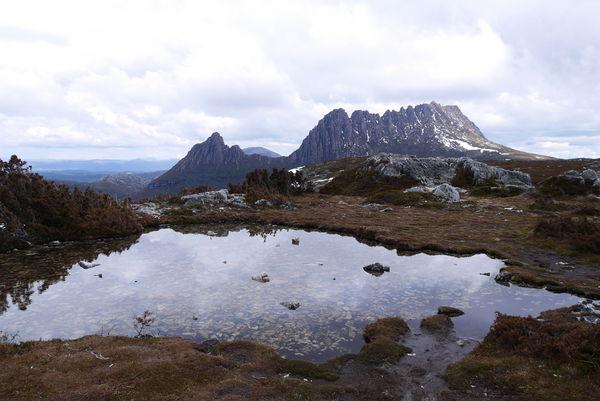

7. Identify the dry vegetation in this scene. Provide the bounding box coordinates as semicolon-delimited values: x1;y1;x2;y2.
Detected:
446;307;600;401
229;168;312;204
0;317;414;401
0;156;144;252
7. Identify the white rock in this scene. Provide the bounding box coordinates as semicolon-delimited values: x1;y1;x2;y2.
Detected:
432;183;460;202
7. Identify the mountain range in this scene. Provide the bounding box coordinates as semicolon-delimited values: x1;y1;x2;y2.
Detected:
146;102;545;195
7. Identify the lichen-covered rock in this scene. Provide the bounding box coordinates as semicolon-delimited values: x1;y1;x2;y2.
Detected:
539;169;600;196
365;154;532;189
181;189;247;207
363;262;390;276
431;183;460;202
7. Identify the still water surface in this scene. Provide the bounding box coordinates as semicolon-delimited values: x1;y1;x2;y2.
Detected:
0;227;583;361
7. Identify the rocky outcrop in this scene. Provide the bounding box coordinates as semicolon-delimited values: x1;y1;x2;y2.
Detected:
181;189;246;207
539;169;600;196
365;154;533;189
431;183;460;202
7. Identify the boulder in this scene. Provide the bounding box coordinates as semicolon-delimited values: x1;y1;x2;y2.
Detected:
437;306;465;317
292;238;300;245
78;261;100;269
431;183;460;202
254;199;273;207
363;263;390;276
539;169;600;196
494;270;512;286
251;273;270;283
181;189;247;207
182;189;229;206
280;301;301;310
365;154;532;189
582;169;598;182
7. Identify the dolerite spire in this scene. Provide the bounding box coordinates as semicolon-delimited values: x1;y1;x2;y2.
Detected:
288;101;526;165
146;132;289;194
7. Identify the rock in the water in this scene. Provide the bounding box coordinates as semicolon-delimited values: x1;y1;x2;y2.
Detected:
252;273;270;283
363;263;390;276
494;270;512;286
291;238;300;245
437;306;465;317
78;261;100;269
431;183;460;202
280;301;301;310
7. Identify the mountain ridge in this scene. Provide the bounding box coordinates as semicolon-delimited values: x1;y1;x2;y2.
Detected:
146;102;548;194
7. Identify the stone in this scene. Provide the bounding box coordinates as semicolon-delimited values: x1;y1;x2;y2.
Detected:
292;238;300;245
78;261;100;269
363;263;390;276
182;189;229;206
364;154;532;189
437;306;465;317
494;270;512;286
254;199;273;207
431;183;460;202
252;273;270;283
280;301;301;310
420;314;454;333
582;169;598;182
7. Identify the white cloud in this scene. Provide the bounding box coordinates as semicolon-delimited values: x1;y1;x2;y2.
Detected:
0;0;599;159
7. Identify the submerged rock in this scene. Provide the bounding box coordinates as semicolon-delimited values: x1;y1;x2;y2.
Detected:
437;306;465;317
280;301;301;310
363;263;390;276
431;183;460;202
252;273;270;283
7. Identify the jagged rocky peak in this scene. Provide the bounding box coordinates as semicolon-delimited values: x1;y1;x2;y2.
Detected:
288;101;513;165
172;132;246;171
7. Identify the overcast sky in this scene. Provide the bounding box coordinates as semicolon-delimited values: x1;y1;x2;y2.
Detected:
1;0;599;160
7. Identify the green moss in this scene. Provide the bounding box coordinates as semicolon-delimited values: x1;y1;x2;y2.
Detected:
278;359;339;381
363;317;409;343
357;339;411;364
420;314;453;333
469;185;525;197
365;190;443;208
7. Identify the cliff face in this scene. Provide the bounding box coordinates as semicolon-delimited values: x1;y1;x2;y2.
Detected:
288;102;524;165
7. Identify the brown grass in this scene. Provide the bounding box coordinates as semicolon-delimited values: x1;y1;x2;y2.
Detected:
446;308;600;401
363;317;410;343
534;216;600;253
420;315;453;333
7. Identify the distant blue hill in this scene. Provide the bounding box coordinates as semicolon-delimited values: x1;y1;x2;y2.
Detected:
29;159;178;173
